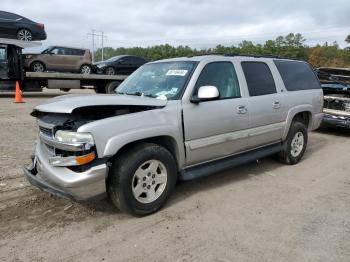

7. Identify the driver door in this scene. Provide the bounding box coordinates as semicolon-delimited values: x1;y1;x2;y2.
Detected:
182;62;250;166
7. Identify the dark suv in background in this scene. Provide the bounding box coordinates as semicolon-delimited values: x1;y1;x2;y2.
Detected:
0;11;46;41
24;46;92;74
93;55;147;75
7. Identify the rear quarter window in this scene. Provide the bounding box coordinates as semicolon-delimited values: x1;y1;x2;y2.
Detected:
274;60;321;91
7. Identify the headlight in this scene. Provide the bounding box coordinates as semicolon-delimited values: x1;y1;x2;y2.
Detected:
96;63;106;68
55;130;94;145
26;55;32;59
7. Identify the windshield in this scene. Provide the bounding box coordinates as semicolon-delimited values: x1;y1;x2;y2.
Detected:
116;61;197;100
106;56;123;62
41;46;53;54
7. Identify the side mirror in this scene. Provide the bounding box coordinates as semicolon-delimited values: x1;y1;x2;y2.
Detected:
191;86;219;103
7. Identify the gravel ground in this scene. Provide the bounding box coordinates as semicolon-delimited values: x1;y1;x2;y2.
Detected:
0;90;349;262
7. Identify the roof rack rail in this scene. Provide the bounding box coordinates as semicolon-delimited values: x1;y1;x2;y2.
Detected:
187;52;304;61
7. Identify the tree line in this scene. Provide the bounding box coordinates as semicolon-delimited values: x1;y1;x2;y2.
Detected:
94;33;350;67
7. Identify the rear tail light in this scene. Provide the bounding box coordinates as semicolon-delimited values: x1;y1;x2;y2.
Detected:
37;23;45;29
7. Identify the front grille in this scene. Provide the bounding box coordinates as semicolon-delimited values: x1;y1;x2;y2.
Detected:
39;126;53;137
44;144;55;155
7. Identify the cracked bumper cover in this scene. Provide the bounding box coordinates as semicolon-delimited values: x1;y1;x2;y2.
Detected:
24;143;108;201
322;113;350;129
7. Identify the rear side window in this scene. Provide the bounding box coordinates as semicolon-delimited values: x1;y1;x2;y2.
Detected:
195;62;241;99
274;60;321;91
69;49;85;56
242;62;276;96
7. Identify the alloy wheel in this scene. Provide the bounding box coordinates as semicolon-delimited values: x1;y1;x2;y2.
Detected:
290;131;304;157
106;67;115;75
32;62;44;72
80;65;91;74
131;160;168;204
17;29;32;41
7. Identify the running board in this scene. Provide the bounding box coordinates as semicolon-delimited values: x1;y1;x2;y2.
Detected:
179;143;283;181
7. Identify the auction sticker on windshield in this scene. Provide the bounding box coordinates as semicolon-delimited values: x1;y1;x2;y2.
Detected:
166;69;188;76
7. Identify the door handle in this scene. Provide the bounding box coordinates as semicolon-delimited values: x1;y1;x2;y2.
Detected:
273;101;281;109
237;105;248;114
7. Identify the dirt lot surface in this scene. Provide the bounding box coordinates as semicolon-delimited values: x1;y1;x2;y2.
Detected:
0;90;350;262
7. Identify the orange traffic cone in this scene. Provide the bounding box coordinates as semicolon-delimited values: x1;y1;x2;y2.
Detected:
14;81;25;103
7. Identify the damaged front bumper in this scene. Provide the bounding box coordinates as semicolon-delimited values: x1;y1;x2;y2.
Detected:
322;113;350;129
24;142;108;201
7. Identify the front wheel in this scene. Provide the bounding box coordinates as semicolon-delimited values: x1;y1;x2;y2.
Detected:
105;67;116;75
277;121;308;165
107;143;177;216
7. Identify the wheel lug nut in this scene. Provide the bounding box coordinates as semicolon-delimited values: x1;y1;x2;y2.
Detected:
143;177;146;181
147;173;151;177
147;185;151;189
143;183;146;188
152;174;155;178
152;181;155;185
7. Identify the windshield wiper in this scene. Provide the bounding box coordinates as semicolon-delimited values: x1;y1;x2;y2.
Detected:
116;91;157;98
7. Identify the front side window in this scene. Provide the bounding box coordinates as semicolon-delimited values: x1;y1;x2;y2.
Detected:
194;62;241;99
50;47;66;55
242;62;276;96
117;61;197;100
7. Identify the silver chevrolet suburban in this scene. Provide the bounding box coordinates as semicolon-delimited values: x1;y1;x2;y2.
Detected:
24;55;324;216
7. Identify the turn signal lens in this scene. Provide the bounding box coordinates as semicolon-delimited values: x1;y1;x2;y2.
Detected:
75;152;96;165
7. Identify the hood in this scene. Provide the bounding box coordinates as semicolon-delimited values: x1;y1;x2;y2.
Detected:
93;61;111;66
33;94;167;114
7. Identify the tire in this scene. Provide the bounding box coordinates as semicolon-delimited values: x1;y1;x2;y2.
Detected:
30;61;45;72
107;143;177;216
105;67;116;75
277;121;308;165
17;29;32;41
80;64;91;74
105;81;121;94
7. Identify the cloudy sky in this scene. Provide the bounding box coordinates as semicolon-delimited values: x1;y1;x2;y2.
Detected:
2;0;350;51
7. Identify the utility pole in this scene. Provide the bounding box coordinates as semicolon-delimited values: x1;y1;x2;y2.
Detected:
87;30;107;62
101;31;104;61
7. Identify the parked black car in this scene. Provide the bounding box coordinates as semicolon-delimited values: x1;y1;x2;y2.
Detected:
0;11;46;41
93;55;147;75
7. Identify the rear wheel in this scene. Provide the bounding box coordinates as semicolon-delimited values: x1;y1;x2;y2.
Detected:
80;64;91;74
105;67;116;75
17;29;32;41
107;143;177;216
105;81;121;94
277;121;308;165
30;61;45;72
